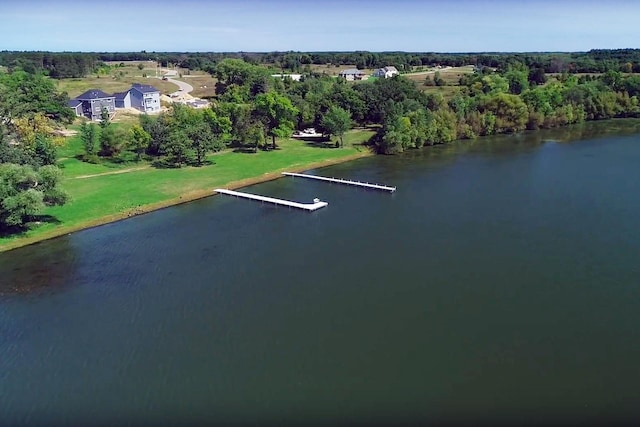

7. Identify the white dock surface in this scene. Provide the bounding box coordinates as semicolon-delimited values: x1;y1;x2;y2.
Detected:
215;189;328;211
282;172;396;192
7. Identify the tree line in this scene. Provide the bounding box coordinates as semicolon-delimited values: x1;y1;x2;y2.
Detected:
79;58;640;162
5;49;640;78
0;71;72;231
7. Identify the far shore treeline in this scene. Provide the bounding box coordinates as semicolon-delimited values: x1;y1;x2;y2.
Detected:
2;49;640;236
4;49;640;77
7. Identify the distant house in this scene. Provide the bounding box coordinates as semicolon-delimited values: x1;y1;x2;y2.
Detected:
67;99;83;117
373;66;399;79
75;89;116;121
338;68;366;81
271;73;302;82
130;83;161;113
114;91;132;109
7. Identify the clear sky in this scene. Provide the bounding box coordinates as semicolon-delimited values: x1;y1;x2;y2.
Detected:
2;0;639;52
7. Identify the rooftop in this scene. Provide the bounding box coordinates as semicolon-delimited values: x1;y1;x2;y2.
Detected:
75;89;113;100
339;68;364;75
131;83;160;94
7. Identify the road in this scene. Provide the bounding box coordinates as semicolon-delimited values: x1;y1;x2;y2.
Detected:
166;77;193;95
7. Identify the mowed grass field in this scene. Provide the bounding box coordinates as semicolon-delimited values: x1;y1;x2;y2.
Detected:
0;128;376;251
54;61;180;97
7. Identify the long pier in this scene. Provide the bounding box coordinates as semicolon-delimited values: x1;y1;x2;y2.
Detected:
282;172;396;192
214;189;328;211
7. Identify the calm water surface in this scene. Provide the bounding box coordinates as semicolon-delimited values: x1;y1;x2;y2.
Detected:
2;120;640;425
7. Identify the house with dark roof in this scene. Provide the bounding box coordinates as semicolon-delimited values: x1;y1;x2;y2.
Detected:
338;68;367;81
130;83;161;113
114;91;132;109
75;89;116;121
68;99;83;117
373;66;399;79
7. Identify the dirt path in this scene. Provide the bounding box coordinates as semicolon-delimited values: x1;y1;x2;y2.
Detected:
74;166;150;179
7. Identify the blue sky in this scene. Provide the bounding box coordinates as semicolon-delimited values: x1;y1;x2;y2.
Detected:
2;0;639;52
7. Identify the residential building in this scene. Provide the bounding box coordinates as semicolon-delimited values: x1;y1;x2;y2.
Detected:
271;73;302;82
130;83;161;113
75;89;116;121
68;99;83;117
373;66;399;79
114;91;132;109
338;68;366;81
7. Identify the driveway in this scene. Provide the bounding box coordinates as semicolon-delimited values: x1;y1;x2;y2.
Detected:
166;78;193;95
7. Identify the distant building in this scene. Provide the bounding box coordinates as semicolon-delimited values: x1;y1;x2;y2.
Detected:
271;73;302;82
75;89;115;121
130;83;161;113
67;99;83;117
373;66;399;79
338;68;366;81
114;91;132;109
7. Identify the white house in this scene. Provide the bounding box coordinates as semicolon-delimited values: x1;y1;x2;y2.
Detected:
130;83;161;113
373;66;399;79
271;73;302;82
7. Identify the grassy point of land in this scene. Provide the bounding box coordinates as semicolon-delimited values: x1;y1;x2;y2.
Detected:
0;129;376;252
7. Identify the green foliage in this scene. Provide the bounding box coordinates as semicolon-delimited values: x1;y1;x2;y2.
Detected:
80;122;100;156
128;124;151;161
480;93;529;133
0;70;74;125
433;71;445;87
321;106;352;147
254;92;299;149
0;163;67;229
163;129;193;167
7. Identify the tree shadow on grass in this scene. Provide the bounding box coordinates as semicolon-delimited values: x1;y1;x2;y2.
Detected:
0;215;61;238
233;147;259;154
294;136;331;143
304;141;338;149
151;159;183;169
189;160;215;167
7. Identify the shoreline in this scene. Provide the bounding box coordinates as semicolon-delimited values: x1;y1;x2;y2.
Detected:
0;150;373;253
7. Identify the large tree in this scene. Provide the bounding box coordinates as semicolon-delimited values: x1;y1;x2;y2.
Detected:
80;121;100;157
321;106;352;147
128;124;151;161
0;163;68;229
254;92;298;149
0;70;74;126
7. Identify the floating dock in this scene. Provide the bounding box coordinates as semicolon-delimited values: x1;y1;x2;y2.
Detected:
214;189;328;211
282;172;396;192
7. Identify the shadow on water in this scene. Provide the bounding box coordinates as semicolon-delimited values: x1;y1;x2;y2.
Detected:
0;237;77;297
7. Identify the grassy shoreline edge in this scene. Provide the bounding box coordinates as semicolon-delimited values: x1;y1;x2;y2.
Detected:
0;150;373;253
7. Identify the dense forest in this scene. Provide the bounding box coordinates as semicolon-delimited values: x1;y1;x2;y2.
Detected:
2;51;640;231
3;49;640;78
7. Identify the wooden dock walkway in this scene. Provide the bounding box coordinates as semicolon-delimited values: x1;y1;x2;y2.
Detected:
214;189;328;211
282;172;396;192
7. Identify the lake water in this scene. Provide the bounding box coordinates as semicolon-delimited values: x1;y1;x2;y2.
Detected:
2;120;640;425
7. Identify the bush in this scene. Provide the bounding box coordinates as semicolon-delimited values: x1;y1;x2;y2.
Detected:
78;153;100;164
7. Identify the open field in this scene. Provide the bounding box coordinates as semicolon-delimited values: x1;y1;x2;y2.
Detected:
0;128;376;252
55;75;179;98
404;65;474;98
181;73;218;98
54;60;216;99
54;61;178;97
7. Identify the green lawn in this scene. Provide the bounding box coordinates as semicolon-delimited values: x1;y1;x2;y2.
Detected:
0;128;376;251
